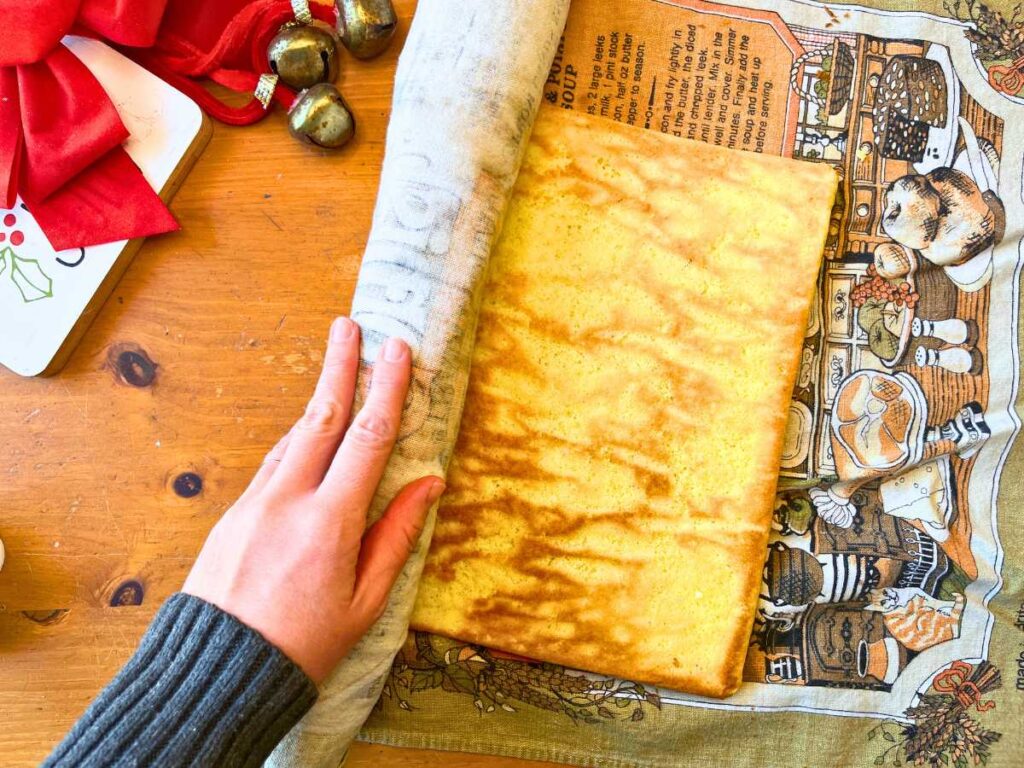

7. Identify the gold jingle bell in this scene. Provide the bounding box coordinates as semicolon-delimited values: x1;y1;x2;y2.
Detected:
267;24;339;90
288;83;356;149
335;0;397;60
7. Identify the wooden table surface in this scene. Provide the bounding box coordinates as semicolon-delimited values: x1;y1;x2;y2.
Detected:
0;2;551;765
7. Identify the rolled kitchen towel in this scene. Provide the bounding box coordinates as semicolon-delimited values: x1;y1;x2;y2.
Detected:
267;1;571;765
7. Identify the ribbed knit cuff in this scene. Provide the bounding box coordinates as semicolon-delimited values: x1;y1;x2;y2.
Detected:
44;593;319;768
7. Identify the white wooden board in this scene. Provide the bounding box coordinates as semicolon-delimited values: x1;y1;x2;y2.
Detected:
0;37;205;377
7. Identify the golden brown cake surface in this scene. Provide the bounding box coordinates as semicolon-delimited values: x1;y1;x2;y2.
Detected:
411;108;837;697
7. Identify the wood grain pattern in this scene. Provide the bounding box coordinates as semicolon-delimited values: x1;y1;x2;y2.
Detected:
0;2;542;765
43;117;214;377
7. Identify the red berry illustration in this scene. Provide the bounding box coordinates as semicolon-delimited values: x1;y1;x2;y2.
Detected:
2;209;53;302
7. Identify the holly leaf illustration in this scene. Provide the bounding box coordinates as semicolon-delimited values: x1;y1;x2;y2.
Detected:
2;247;53;302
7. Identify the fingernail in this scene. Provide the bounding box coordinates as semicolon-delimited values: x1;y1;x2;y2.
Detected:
383;337;407;362
425;479;446;505
330;317;355;342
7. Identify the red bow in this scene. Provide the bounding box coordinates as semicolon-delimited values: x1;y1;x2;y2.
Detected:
0;0;178;251
988;54;1024;98
932;661;997;712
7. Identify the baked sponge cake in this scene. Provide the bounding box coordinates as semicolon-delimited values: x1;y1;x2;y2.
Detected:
411;107;836;697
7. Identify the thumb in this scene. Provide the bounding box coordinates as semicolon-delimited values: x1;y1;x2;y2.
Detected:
352;475;445;620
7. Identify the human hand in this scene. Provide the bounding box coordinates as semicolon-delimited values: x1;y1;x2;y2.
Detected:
183;317;444;683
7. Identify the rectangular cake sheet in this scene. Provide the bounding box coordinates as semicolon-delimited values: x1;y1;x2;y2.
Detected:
412;106;836;698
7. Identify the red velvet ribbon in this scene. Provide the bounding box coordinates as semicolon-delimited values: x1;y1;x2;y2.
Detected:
0;0;340;250
0;0;179;250
134;0;335;124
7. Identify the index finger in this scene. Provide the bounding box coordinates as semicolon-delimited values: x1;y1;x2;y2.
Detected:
317;336;411;523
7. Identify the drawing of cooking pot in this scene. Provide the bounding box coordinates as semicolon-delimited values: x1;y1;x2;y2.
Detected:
857;636;905;685
763;542;824;608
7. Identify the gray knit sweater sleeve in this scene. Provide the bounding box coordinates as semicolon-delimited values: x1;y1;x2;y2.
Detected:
44;593;319;768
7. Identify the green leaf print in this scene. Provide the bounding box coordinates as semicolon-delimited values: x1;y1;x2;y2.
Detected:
1;246;53;303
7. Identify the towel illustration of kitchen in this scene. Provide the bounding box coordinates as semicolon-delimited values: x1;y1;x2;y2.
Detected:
746;29;1008;706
